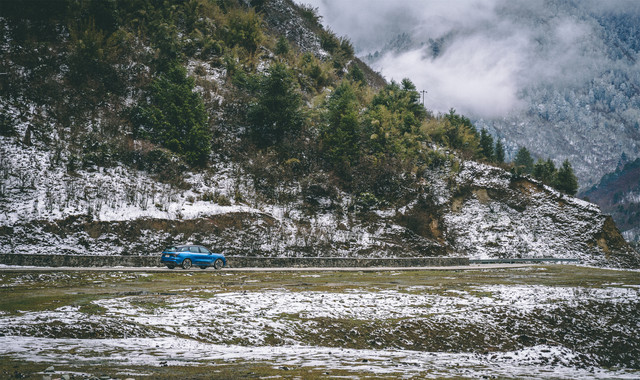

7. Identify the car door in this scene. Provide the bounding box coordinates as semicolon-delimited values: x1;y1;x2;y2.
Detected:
198;246;215;265
188;246;205;265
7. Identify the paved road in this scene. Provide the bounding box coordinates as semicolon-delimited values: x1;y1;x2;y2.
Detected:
0;264;538;272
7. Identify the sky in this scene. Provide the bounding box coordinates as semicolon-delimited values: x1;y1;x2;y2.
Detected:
295;0;640;118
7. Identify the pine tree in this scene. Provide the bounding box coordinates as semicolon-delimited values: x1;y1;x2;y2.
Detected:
322;81;360;172
494;139;505;163
248;63;303;148
533;158;556;185
275;36;290;56
479;128;494;161
431;108;479;157
514;147;534;174
132;63;210;167
347;63;365;84
554;159;578;195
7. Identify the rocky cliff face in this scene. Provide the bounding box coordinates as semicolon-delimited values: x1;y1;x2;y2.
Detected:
441;161;638;267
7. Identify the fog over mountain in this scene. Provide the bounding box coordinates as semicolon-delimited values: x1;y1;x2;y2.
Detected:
299;0;640;187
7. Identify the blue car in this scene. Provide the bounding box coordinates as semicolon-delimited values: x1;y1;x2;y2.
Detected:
160;245;226;270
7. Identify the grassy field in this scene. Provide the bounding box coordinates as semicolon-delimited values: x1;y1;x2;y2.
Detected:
0;265;639;379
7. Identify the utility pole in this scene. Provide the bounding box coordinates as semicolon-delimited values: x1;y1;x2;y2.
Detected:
421;90;428;106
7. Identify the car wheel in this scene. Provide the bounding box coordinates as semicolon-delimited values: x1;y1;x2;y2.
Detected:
181;258;192;270
199;266;207;270
166;265;175;269
213;258;224;270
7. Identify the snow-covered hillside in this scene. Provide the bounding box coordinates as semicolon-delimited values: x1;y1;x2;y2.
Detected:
442;161;635;266
581;157;640;247
2;132;637;267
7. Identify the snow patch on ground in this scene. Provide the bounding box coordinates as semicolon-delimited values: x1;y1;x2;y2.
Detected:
1;336;636;379
1;270;638;378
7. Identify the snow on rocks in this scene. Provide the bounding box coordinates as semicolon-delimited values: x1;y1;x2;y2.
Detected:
0;138;257;225
439;158;634;265
1;129;637;265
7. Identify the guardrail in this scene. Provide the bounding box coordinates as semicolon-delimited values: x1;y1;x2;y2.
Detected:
226;256;469;268
469;258;580;264
0;254;468;268
0;254;580;268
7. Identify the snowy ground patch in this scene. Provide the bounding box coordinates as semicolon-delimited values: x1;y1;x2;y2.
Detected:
1;267;639;378
2;337;637;379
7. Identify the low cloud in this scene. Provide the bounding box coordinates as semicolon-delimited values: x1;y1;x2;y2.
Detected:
376;27;529;117
298;0;640;118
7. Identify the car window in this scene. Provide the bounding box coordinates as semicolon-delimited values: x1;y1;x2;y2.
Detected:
199;247;210;254
178;246;189;252
189;246;199;253
165;246;177;252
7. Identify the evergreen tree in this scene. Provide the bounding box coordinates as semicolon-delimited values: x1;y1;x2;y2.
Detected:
364;79;426;158
248;63;303;148
322;81;360;172
514;147;534;174
275;36;290;56
554;159;578;195
132;63;210;167
432;108;479;157
544;158;556;181
533;158;556;185
479;128;494;161
371;79;426;129
347;63;365;84
225;8;263;54
495;139;505;163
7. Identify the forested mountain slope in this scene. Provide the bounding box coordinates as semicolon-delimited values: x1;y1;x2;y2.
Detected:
0;0;637;267
352;1;640;190
582;157;640;249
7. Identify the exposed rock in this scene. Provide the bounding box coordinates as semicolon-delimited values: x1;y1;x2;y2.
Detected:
441;161;639;267
261;0;324;56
